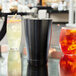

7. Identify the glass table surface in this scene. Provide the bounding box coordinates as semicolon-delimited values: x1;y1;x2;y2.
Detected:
22;56;59;76
0;53;60;76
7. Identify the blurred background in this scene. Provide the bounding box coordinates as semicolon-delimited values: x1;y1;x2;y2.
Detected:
0;0;75;76
0;0;70;48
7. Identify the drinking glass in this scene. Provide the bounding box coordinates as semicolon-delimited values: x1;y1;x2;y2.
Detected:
7;16;21;49
59;27;76;54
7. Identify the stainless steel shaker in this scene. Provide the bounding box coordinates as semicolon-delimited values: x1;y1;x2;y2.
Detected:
24;18;52;66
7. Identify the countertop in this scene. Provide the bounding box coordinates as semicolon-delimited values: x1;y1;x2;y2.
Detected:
0;53;60;76
22;56;60;76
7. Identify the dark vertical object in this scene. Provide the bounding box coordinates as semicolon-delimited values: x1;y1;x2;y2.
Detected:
0;15;7;41
24;18;52;66
40;0;42;5
0;46;1;57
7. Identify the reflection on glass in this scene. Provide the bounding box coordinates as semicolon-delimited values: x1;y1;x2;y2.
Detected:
59;55;76;76
27;64;48;76
8;49;21;76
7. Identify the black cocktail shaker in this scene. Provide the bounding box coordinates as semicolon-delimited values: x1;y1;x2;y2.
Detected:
24;18;52;66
